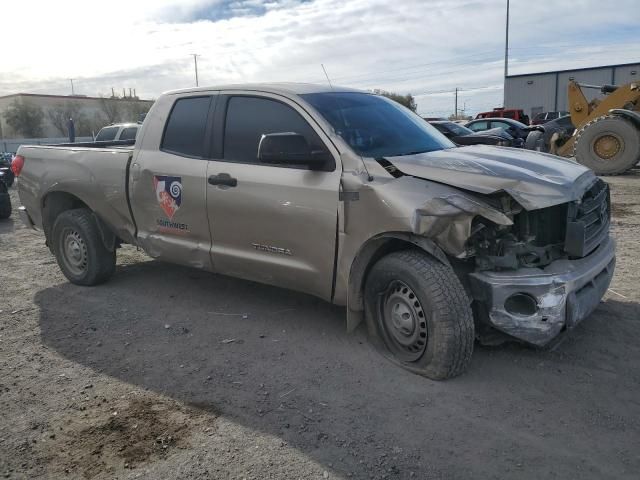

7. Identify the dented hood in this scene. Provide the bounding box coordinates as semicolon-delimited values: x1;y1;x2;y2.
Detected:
387;145;596;210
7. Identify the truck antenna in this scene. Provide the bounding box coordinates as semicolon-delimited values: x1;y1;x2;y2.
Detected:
321;64;333;89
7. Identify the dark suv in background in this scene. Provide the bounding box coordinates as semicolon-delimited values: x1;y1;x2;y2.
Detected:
531;111;570;125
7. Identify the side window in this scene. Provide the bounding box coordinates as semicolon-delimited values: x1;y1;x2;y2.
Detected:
119;126;138;141
491;121;510;131
468;121;488;131
95;126;119;142
223;96;333;170
161;96;211;158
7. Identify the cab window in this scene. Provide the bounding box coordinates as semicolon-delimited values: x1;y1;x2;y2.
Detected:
161;96;212;158
223;96;334;170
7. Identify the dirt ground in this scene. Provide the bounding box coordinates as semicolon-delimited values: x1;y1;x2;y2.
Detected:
1;173;639;480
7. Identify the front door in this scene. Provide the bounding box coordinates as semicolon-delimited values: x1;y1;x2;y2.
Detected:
206;93;342;300
130;94;215;269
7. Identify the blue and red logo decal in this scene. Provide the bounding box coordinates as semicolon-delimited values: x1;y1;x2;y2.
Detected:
153;175;182;220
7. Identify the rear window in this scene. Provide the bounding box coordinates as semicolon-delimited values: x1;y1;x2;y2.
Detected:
119;126;138;141
161;96;212;158
95;126;119;142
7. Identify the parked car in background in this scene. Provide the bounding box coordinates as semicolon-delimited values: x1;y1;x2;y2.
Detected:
475;108;529;125
429;121;516;147
531;111;570;126
95;123;140;142
0;174;11;219
0;153;15;187
465;117;541;147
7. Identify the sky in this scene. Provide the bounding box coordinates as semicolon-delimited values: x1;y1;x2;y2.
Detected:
2;0;640;117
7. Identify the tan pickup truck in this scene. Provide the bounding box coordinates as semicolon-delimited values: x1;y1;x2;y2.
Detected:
14;84;616;379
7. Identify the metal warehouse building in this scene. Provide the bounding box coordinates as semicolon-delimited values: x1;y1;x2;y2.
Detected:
504;62;640;119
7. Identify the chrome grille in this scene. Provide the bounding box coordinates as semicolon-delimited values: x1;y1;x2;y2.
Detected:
565;179;610;258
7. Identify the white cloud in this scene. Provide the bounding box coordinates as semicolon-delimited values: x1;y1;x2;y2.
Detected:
3;0;639;115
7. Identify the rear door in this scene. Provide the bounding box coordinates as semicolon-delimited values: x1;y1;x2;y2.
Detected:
129;94;216;269
205;92;341;300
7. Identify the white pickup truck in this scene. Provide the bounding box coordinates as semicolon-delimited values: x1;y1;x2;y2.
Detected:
14;83;615;379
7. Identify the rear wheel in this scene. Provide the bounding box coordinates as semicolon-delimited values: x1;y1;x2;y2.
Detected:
364;250;474;380
574;115;640;175
52;209;116;285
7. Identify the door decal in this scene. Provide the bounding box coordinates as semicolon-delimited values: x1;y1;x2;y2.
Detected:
153;175;182;219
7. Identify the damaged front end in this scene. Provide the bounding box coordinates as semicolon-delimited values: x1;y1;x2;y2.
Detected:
373;153;616;347
463;178;615;346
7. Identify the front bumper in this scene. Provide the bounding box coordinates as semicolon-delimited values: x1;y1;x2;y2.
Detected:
469;236;616;346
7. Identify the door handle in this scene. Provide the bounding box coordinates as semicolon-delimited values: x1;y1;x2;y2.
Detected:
208;173;237;187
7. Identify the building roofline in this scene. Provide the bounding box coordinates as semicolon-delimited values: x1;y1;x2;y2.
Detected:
506;61;640;79
0;92;153;102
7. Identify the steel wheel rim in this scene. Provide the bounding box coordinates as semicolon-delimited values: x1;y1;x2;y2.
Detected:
379;280;428;361
60;228;88;276
592;132;623;160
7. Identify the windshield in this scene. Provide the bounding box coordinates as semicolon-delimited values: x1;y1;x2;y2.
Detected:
438;122;473;136
301;92;455;157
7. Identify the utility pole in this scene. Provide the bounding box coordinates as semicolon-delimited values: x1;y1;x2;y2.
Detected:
503;0;510;106
69;78;75;96
191;54;200;87
454;87;458;119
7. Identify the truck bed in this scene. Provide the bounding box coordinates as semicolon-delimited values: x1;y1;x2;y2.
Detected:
16;144;137;244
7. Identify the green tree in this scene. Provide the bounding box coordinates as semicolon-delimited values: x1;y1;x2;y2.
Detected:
4;99;44;137
376;90;418;112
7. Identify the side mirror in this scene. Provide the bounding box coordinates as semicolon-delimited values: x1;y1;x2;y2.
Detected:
258;132;329;169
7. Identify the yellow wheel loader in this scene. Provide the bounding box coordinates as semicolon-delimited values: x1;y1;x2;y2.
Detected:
526;80;640;175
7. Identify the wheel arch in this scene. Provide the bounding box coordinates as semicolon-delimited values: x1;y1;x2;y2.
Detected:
42;190;117;253
346;232;450;333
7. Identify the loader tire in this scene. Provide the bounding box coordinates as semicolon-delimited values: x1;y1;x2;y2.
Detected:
574;115;640;175
364;250;474;380
52;208;116;286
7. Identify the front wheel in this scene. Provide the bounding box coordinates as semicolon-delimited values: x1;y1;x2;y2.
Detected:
51;209;116;286
365;250;474;380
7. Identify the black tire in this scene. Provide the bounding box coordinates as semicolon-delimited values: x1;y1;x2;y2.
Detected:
524;130;546;152
51;209;116;286
0;182;10;219
364;250;474;380
0;196;11;219
574;115;640;175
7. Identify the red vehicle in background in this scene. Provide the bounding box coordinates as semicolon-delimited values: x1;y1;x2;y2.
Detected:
475;107;529;125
